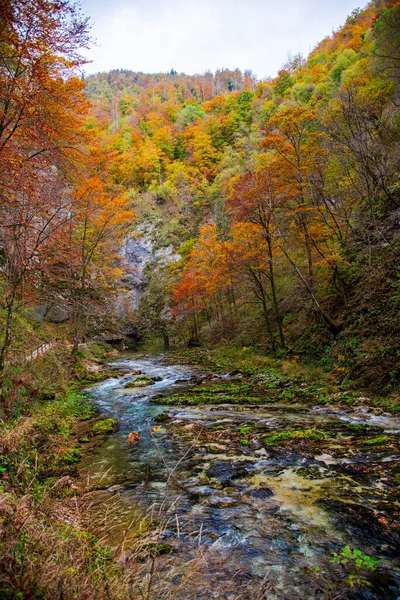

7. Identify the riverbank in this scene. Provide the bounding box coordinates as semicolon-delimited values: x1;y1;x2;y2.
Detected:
0;342;136;599
167;346;400;414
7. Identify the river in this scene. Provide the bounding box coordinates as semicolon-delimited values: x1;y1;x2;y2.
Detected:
79;351;400;600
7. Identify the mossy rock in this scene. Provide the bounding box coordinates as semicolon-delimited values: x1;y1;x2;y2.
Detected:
125;376;155;388
153;393;261;405
77;411;96;421
79;372;108;384
236;425;255;435
91;418;118;435
264;429;326;446
78;436;89;443
154;413;170;423
363;434;391;446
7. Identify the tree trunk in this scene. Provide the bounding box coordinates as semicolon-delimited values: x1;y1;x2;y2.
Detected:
0;296;15;401
249;268;277;355
0;297;15;374
163;333;170;350
266;228;285;350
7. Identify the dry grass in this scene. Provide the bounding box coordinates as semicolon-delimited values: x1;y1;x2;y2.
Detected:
0;416;36;455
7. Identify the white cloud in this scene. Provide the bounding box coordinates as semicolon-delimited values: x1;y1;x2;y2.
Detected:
81;0;362;78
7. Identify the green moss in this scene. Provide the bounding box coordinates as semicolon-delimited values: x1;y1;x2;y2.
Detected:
363;434;391;446
239;439;250;446
91;418;117;435
264;429;326;446
152;392;262;405
125;375;155;388
236;425;255;435
325;422;375;433
78;436;89;443
63;447;81;463
191;384;253;395
143;542;172;557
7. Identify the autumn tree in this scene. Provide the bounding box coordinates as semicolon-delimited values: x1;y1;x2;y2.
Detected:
263;106;340;333
0;0;90;375
227;157;286;350
68;147;135;352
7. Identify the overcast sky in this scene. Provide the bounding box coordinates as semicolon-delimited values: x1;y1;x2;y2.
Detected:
81;0;363;79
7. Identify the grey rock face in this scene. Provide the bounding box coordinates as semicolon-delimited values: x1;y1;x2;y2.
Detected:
118;226;180;311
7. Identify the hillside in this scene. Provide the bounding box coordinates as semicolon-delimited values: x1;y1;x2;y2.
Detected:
84;0;400;391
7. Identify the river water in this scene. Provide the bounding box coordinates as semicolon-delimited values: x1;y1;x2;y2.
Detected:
79;352;400;600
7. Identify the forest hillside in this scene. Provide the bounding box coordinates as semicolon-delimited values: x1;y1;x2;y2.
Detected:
84;0;400;391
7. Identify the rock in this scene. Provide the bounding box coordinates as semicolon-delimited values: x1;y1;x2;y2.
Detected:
154;413;170;423
207;495;239;508
207;461;253;487
32;304;72;323
245;487;274;500
254;448;268;456
125;376;155;388
91;418;118;434
315;498;400;553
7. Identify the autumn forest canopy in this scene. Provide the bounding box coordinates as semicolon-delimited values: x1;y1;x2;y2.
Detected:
1;0;400;391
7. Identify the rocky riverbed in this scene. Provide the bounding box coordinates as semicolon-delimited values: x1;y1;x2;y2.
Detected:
78;351;400;600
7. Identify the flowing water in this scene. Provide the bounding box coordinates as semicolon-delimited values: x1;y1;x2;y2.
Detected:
79;352;400;600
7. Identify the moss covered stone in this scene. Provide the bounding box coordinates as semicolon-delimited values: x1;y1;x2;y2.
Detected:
264;429;326;446
125;375;155;388
363;434;391;446
91;418;118;435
